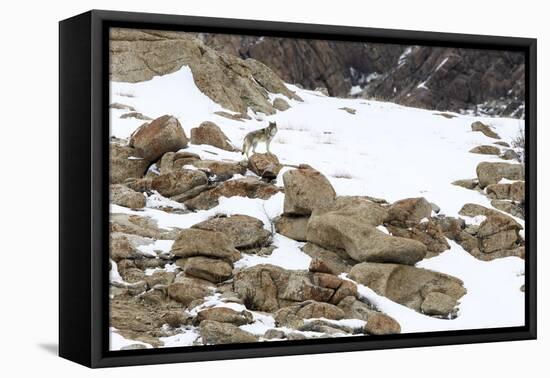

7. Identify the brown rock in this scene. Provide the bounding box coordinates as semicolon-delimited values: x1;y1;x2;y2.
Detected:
171;228;241;262
451;179;479;190
349;262;466;314
273;97;291;111
303;242;355;275
167;278;213;306
364;313;401;335
157;151;201;174
248;153;282;179
275;215;309;242
274;300;345;328
190;159;246;178
110;143;150;184
129;115;189;161
476;162;524;188
195;307;253;326
193;214;271;250
385;219;450;257
184;177;280;210
471;121;501;139
469;145;501;155
190;121;235;151
182;256;234;283
421;292;458;316
386;197;433;226
283;166;336;215
150;169;208;197
199;320;258;344
110;184;146;208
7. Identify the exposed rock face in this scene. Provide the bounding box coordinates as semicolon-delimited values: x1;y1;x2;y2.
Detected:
199;320;258;344
232;264;357;312
248;153;282;179
110;184;146;208
110;143;150;184
171;228;241;263
349;262;466;316
476;162;524;188
194;33;524;117
195;307;253;326
190;121;235;151
129;115;189;161
110;28;300;115
275;215;309;242
307;197;426;265
192;214;271;250
471;121;501;139
150;169;208;197
283;165;336;215
184;177;280;210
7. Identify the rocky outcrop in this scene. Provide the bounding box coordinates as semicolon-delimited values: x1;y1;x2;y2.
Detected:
192;214;271;250
476;162;524;188
194;33;524;117
184;177;280;210
248;153;282;179
190;121;235;151
110;28;300;116
129;115;189;161
349;262;466;316
110;184;146;208
283;165;336;215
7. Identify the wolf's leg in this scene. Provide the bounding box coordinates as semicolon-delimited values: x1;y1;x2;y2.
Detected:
266;140;271;154
252;141;257;154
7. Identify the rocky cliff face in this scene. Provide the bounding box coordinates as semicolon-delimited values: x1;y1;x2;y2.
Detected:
193;33;525;118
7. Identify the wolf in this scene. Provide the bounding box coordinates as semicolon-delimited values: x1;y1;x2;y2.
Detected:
242;121;278;158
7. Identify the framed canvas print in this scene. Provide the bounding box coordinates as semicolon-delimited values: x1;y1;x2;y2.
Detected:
59;10;537;368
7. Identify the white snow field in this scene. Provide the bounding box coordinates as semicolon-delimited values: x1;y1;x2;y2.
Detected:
109;65;525;349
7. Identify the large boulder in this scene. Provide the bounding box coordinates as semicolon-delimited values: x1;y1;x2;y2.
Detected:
110;28;300;115
477;213;522;253
184;177;280;210
171;228;241;263
364;313;402;335
476;162;524;188
275;215;309;242
110;184;146;208
181;256;233;283
385;219;450;257
190;121;235;151
150;169;208;197
192;214;271;250
129;115;189;161
283;165;336;215
248;153;282;179
307;198;426;265
199;320;258;344
157;151;201;174
110;143;150;184
349;263;466;316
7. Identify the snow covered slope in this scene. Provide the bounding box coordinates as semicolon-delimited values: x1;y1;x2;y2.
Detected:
109;65;525;348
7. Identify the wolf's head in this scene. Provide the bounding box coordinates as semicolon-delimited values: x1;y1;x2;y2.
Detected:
268;121;278;136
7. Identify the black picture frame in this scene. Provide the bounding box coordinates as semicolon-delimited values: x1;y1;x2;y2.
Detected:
59;9;537;368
